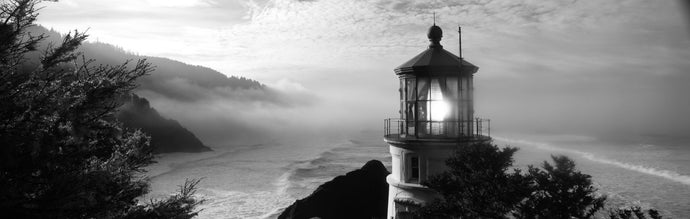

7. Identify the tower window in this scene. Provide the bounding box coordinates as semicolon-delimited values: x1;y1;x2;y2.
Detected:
410;156;419;180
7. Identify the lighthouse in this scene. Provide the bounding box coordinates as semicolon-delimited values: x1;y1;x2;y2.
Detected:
383;24;491;218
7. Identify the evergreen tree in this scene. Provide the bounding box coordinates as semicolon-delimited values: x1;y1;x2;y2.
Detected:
514;155;607;219
608;205;662;219
419;141;607;219
418;141;532;218
0;0;201;218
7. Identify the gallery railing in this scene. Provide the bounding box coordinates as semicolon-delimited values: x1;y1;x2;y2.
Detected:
384;118;490;140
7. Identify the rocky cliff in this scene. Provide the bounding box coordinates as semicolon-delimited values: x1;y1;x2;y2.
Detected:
278;160;389;219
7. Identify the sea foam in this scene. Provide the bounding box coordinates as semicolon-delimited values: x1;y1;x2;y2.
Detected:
495;137;690;186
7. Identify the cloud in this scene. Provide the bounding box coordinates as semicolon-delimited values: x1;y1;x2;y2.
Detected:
37;0;690;142
143;0;214;8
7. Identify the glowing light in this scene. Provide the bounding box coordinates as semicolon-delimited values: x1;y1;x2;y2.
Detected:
430;100;449;121
428;79;450;121
430;100;450;121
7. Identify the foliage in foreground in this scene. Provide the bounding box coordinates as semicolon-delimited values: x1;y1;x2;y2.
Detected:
0;0;202;218
609;206;662;219
122;179;203;219
417;143;531;218
515;155;607;218
418;141;607;219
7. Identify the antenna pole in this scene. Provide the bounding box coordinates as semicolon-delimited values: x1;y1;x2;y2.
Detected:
433;12;436;25
458;26;462;58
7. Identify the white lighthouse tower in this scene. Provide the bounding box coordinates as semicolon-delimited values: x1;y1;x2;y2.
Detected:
383;24;491;218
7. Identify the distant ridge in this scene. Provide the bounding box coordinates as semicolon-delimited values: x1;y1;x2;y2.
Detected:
25;26;265;152
80;41;265;102
27;26;265;101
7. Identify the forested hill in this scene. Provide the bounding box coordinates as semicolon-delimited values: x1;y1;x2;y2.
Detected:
26;26;264;101
81;42;265;102
24;26;299;146
117;94;211;154
23;26;274;150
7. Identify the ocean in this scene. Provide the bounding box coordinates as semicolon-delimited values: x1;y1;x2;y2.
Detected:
143;132;690;218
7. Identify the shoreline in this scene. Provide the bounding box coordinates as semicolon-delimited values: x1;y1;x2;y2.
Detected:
145;133;688;218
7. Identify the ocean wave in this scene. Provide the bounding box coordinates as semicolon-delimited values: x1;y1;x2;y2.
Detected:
278;147;355;198
495;137;690;186
147;143;273;180
270;139;391;216
195;188;292;219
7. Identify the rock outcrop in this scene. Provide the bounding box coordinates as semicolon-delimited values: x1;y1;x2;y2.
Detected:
279;160;390;219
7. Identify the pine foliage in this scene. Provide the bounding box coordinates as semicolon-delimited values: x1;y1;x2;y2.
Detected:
0;1;202;218
514;155;607;218
419;142;531;218
419;141;608;219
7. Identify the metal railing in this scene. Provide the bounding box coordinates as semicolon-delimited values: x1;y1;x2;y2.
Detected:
384;118;490;140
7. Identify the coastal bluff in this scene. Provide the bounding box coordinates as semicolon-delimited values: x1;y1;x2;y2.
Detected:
117;94;212;154
278;160;389;219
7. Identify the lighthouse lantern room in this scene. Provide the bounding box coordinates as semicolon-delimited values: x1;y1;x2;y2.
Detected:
383;24;491;219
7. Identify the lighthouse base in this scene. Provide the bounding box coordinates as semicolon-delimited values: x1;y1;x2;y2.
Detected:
386;175;438;219
383;136;491;219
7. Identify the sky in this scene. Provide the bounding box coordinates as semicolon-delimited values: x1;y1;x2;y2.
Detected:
36;0;690;145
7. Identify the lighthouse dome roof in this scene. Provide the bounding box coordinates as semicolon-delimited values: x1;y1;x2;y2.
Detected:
395;25;478;76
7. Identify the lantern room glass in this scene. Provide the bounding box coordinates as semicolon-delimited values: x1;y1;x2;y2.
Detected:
399;75;474;138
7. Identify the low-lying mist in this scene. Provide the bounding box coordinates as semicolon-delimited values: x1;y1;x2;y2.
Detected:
142;59;690;148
